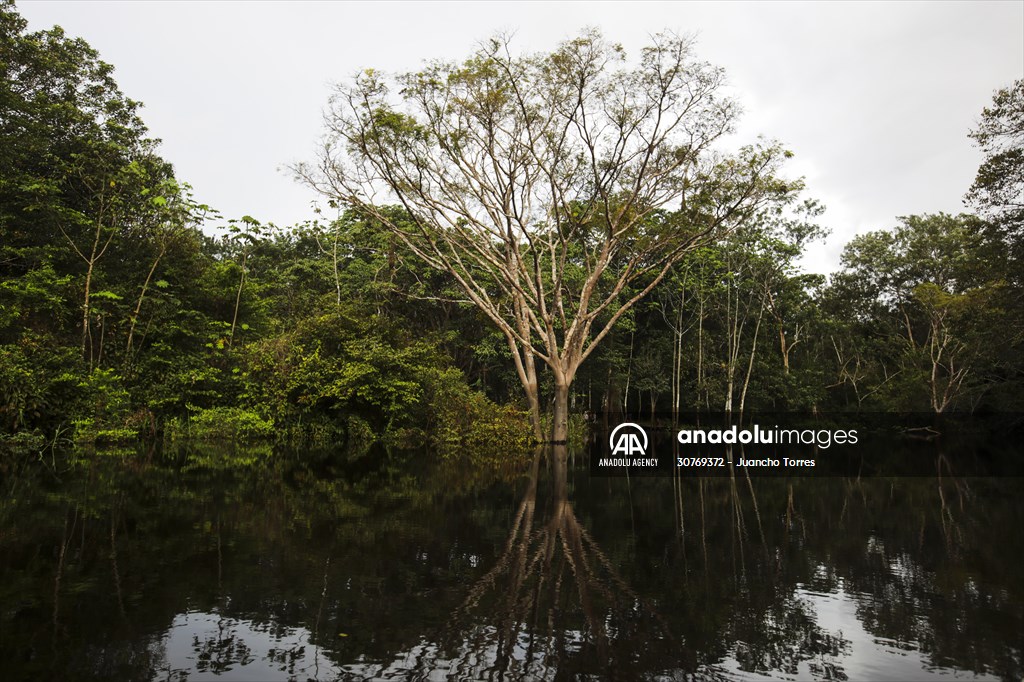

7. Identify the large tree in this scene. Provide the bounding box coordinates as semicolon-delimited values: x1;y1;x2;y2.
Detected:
828;214;1001;412
299;31;801;442
966;80;1023;242
963;80;1024;407
0;0;177;366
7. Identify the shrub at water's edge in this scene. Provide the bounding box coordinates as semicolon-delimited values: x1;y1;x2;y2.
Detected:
163;406;275;443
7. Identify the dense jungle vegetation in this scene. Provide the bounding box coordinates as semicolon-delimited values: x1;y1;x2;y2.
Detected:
1;3;1022;460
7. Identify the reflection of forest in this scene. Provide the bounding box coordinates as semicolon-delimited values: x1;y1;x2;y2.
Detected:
0;446;1020;680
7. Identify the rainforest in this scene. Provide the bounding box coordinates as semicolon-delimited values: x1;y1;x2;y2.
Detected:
1;3;1022;680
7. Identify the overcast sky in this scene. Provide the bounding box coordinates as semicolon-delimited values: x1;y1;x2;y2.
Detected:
16;0;1024;273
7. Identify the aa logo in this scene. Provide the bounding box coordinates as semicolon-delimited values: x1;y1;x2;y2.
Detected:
609;423;648;456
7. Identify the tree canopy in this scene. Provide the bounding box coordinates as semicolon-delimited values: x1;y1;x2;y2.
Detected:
1;1;1021;460
299;30;802;440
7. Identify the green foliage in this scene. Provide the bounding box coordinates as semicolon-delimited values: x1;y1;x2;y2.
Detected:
825;213;1010;411
2;0;1022;475
70;368;135;444
966;79;1023;234
0;334;83;433
165;406;275;443
419;366;531;458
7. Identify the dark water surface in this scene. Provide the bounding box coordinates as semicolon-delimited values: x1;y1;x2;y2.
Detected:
1;444;1021;681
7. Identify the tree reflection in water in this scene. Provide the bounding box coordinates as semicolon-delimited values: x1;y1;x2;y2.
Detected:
0;444;1020;680
408;445;679;679
349;447;866;681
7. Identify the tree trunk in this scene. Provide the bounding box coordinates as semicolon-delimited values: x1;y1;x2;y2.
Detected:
506;297;545;442
552;380;570;444
524;377;543;442
66;205;114;368
623;327;635;413
698;295;706;411
724;284;736;414
332;229;341;306
97;313;106;368
127;244;166;355
229;251;248;347
506;331;544;442
739;302;765;417
779;327;790;375
82;260;94;366
523;351;543;440
674;288;684;419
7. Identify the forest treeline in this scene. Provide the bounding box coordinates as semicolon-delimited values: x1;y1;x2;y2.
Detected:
1;3;1022;456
